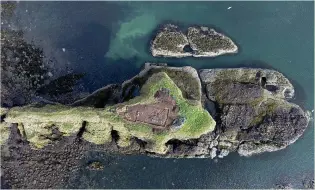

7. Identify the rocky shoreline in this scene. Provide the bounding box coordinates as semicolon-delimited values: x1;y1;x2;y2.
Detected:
151;24;238;58
0;63;312;188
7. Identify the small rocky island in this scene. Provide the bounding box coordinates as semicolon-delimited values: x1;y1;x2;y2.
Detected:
151;24;238;57
0;63;311;188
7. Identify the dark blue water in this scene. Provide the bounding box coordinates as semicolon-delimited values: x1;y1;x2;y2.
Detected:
9;1;314;188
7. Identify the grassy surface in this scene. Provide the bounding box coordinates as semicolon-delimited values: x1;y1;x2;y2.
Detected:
112;72;215;153
4;72;215;154
82;122;112;145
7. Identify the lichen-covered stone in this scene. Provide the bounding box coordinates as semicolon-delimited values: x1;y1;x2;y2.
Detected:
199;68;294;100
199;68;309;157
0;122;10;145
150;24;191;57
1;107;9;116
218;149;230;158
187;26;238;57
221;104;256;130
237;142;283;157
151;25;238;58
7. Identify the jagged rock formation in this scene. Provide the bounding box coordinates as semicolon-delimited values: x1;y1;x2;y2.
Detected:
0;63;311;188
151;24;238;57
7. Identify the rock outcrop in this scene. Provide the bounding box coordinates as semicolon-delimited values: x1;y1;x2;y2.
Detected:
1;64;310;158
151;24;238;57
199;68;309;157
0;64;311;188
150;24;191;58
187;26;238;57
1;63;215;155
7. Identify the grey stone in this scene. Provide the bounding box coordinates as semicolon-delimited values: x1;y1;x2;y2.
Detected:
221;104;256;129
218;149;229;158
171;116;186;129
210;148;217;159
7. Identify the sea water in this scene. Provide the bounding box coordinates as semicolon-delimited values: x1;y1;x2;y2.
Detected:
9;1;314;188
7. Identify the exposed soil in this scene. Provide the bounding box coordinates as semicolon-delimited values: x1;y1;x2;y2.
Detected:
118;88;179;129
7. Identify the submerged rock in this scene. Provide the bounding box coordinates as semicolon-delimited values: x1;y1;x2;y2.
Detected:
150;24;238;58
274;183;293;189
86;161;104;171
302;178;314;189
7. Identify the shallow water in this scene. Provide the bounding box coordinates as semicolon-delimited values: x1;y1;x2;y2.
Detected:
7;1;315;188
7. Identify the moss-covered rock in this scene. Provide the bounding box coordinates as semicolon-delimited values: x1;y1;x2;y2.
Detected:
0;122;10;145
122;63;202;102
1;65;309;159
199;68;309;157
151;24;191;57
187;26;238;57
199;68;294;100
4;71;215;154
150;24;238;58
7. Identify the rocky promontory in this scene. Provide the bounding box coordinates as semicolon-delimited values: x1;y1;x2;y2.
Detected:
199;68;309;157
151;24;238;57
0;63;311;188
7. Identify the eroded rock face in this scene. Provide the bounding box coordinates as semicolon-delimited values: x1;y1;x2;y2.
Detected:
150;24;238;58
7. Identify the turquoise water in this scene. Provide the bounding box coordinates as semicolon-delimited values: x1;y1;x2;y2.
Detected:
11;1;314;188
